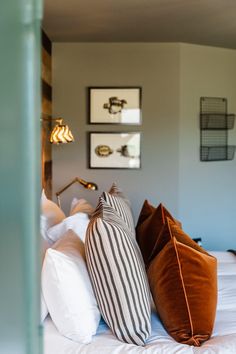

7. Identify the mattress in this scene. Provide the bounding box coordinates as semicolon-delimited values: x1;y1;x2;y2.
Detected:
44;251;236;354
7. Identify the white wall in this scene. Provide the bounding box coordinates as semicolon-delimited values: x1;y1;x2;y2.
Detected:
52;42;236;250
179;43;236;250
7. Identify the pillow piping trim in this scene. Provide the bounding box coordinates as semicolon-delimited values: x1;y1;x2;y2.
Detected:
169;220;199;347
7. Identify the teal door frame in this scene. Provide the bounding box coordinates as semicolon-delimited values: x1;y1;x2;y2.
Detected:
0;1;43;353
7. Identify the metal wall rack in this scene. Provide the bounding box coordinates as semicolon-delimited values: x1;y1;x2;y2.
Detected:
200;97;236;161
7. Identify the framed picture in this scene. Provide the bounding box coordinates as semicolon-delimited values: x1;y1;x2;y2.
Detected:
89;87;142;124
89;132;141;169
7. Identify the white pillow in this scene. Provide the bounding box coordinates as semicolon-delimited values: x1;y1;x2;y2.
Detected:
42;230;101;344
41;190;65;241
41;239;50;322
41;238;50;264
46;212;89;244
70;198;95;216
41;292;48;323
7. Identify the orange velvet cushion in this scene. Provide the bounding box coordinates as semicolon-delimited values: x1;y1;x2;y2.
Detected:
136;201;180;266
151;216;206;261
147;218;217;346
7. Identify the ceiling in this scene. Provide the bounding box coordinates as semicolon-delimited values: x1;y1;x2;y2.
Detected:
43;0;236;49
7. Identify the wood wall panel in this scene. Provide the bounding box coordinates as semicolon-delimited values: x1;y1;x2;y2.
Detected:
42;47;52;86
41;30;52;198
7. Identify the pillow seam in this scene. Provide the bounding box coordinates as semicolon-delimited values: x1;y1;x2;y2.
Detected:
172;237;199;346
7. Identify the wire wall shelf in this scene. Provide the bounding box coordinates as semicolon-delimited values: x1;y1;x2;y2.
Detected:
200;97;236;162
201;145;236;161
200;113;235;130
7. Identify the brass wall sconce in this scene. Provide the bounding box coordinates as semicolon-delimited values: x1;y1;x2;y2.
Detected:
56;177;98;208
41;114;74;144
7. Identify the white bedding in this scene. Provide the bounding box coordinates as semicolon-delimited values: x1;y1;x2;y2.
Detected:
44;251;236;354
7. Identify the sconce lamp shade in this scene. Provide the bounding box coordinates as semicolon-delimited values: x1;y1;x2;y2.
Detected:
41;115;74;144
78;178;98;190
50;123;74;144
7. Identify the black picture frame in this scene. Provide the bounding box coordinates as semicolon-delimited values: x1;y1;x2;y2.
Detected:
88;87;142;125
89;132;141;169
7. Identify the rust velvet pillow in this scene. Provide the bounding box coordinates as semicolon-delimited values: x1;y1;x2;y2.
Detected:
147;218;217;347
135;201;181;266
136;200;155;227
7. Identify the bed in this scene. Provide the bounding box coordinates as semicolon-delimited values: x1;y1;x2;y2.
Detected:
43;251;236;354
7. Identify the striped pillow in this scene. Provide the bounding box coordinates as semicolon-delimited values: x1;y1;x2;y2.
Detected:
85;197;151;346
103;191;135;236
108;182;129;202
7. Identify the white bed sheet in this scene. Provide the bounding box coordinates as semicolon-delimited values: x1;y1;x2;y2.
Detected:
44;252;236;354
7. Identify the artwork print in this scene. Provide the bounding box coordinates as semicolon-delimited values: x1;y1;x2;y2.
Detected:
89;132;141;169
89;87;141;124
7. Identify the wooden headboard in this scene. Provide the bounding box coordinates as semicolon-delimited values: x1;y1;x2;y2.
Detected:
41;30;52;198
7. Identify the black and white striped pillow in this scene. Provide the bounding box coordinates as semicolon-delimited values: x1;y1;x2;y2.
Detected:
103;191;135;236
85;197;151;346
108;182;129;202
